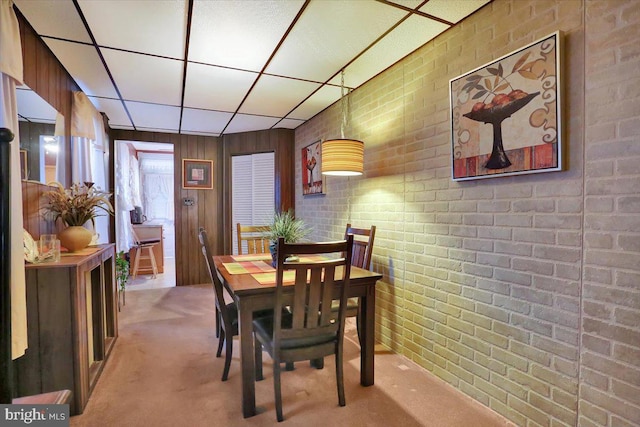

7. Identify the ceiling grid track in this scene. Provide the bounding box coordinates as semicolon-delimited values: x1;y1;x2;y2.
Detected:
178;0;195;134
71;0;136;130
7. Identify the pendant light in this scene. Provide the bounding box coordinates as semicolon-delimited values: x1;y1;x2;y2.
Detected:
321;71;364;176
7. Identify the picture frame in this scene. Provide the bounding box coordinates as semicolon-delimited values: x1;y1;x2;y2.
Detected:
450;31;563;181
20;149;27;180
182;159;213;189
302;140;325;196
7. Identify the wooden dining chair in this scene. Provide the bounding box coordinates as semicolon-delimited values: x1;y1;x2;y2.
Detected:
199;228;238;381
253;235;354;422
236;224;270;255
199;227;275;381
334;224;376;344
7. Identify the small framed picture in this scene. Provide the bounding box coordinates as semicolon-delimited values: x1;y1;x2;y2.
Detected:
182;159;213;189
302;140;324;196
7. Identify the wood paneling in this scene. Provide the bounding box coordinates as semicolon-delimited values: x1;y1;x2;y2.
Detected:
222;129;295;254
112;128;295;287
111;130;222;287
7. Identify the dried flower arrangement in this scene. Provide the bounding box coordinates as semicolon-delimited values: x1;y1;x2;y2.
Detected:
43;182;114;227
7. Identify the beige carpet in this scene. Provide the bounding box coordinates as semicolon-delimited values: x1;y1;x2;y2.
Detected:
70;285;513;427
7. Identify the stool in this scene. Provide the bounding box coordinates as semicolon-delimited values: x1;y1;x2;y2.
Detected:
131;242;158;278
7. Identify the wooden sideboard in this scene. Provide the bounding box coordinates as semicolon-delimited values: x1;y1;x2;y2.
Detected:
130;224;164;274
16;244;118;415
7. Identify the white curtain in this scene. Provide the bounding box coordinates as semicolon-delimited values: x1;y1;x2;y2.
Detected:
0;0;28;359
115;143;134;252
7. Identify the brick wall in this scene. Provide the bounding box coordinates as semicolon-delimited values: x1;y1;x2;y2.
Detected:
295;1;639;426
581;1;640;426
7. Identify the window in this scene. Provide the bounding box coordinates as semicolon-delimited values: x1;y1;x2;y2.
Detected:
231;152;275;255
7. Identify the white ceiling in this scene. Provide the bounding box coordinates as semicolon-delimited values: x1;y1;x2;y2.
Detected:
14;0;490;137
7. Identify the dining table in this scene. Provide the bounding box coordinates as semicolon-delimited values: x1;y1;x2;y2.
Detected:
212;253;383;418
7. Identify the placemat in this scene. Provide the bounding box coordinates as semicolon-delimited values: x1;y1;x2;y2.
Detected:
223;261;275;275
251;271;296;286
231;254;272;262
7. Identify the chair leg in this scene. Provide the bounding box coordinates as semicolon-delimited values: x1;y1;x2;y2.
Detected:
274;360;283;422
336;344;345;407
310;358;324;369
216;329;225;358
131;247;141;278
148;246;158;278
254;335;263;381
285;362;294;371
222;333;232;382
215;307;220;338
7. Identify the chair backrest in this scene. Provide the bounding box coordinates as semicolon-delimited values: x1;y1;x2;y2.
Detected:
236;224;271;255
272;235;354;353
199;227;232;327
344;224;376;270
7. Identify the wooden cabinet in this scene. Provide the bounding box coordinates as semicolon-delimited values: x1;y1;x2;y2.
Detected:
16;244;118;415
130;224;164;273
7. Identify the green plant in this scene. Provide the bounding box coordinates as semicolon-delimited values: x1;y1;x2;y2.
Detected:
42;182;114;227
115;251;129;292
266;210;311;244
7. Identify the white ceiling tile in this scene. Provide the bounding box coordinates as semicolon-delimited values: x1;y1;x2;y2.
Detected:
16;87;58;123
276;118;305;130
334;15;450;88
88;97;132;129
14;0;91;43
44;39;118;99
266;0;407;82
101;49;183;105
78;0;187;58
385;1;425;9
420;0;491;24
183;63;256;111
225;114;280;135
239;75;321;117
15;0;488;137
287;84;342;121
125;101;181;132
181;108;233;136
189;0;304;71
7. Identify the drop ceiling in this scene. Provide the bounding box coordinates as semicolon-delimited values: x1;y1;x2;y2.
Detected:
14;0;490;137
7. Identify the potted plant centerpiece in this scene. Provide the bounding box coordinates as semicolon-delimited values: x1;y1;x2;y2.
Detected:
43;182;114;252
267;210;311;266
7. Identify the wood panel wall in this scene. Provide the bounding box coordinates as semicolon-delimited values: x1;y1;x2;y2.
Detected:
16;7;78;188
111;130;222;287
222;129;295;253
112;128;295;287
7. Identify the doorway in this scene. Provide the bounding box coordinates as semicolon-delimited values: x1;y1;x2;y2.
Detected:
114;140;175;290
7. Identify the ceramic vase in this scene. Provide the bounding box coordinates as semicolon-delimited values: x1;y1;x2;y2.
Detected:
59;226;92;252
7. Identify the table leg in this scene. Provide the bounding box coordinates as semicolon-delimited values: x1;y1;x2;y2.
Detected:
360;286;375;386
238;300;256;418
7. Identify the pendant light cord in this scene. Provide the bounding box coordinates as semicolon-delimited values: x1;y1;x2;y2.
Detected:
340;70;348;139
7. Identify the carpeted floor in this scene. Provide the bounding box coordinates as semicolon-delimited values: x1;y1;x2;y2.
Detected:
70;285;513;427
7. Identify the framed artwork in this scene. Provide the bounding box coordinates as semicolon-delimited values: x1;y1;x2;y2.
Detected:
182;159;213;189
450;31;563;181
302;140;324;195
20;149;27;180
